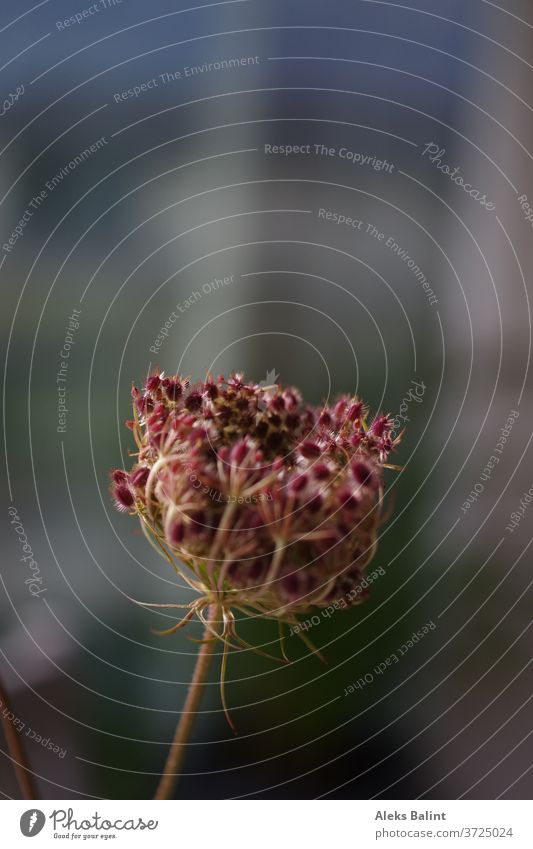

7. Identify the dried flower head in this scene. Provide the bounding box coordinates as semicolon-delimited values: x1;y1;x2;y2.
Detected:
112;371;402;722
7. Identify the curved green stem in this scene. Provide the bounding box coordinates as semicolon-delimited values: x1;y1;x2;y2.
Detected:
154;604;219;799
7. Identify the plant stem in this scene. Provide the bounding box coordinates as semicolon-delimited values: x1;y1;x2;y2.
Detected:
154;604;218;800
0;675;38;799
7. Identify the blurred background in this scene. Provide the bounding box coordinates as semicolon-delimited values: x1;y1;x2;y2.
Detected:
1;0;532;799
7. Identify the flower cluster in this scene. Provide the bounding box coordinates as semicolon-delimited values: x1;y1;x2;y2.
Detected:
111;372;401;625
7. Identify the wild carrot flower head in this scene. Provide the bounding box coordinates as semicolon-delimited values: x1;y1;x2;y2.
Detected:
112;371;402;622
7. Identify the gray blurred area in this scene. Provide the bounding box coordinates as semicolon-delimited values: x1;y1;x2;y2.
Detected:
1;0;532;799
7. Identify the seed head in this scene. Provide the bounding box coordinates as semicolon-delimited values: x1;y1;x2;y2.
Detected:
111;371;404;725
111;371;402;620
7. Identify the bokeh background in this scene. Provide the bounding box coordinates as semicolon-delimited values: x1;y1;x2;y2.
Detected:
1;0;532;799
